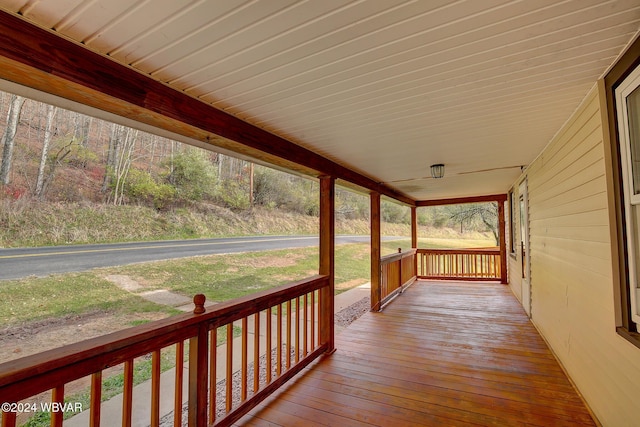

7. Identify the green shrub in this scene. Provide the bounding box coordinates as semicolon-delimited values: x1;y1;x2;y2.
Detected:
123;169;176;209
164;148;217;202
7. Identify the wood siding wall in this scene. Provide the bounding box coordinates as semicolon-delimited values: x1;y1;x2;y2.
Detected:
508;85;640;426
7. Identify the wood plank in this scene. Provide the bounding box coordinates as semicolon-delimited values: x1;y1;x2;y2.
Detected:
89;372;102;427
417;194;507;207
122;361;133;427
151;350;161;427
236;281;596;426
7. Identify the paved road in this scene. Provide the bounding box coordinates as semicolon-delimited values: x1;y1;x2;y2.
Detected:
0;235;399;280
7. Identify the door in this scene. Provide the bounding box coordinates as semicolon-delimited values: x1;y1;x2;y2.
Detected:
519;180;531;316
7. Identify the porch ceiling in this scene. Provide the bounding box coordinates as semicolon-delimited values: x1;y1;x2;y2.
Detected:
0;0;639;201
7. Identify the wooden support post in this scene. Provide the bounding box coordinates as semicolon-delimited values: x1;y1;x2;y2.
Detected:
371;192;382;311
188;324;208;427
319;176;335;353
411;206;418;249
411;206;418;278
498;198;508;284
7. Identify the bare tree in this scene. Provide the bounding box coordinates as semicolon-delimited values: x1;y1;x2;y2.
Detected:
110;127;137;205
0;94;26;184
102;123;121;193
74;113;92;147
449;202;499;245
34;104;58;199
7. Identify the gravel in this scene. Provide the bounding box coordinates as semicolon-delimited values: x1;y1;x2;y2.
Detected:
159;296;371;427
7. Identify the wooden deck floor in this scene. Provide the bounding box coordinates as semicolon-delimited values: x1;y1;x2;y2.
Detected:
236;280;596;426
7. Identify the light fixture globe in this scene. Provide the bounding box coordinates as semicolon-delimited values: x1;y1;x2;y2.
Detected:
430;163;445;179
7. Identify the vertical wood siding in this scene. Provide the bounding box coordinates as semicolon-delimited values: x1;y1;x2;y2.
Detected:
518;85;640;426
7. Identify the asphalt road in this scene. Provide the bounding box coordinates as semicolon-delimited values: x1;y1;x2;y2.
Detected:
0;235;395;280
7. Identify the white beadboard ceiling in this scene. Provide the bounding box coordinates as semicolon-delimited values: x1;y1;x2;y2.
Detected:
1;0;639;201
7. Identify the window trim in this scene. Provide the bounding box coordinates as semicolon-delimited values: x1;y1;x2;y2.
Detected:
615;66;640;326
603;34;640;348
508;190;517;257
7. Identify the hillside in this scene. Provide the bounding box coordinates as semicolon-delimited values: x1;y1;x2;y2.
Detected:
0;90;498;248
0;199;496;248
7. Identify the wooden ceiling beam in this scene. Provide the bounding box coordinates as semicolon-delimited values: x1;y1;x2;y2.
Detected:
416;194;507;207
0;11;414;206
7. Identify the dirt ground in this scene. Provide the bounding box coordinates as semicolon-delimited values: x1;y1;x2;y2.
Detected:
0;307;169;426
1;273;367;364
0;310;168;363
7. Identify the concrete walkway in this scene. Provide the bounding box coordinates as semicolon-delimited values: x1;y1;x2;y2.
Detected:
66;283;371;427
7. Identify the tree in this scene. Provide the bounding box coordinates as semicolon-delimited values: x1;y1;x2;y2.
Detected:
0;94;26;185
449;202;499;244
34;104;57;199
102;123;120;193
110;126;138;205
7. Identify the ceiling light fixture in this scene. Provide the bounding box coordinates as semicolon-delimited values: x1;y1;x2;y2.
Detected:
430;163;445;179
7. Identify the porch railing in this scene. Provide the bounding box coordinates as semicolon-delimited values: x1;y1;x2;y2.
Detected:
417;248;502;281
375;249;417;310
0;275;330;427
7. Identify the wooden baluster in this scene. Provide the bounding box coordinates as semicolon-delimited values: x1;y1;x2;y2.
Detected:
241;317;248;402
286;301;292;370
90;372;102;427
303;293;308;356
151;350;161;427
483;254;487;277
123;360;134;427
208;331;216;425
1;408;16;427
464;253;468;278
311;290;316;350
51;385;64;427
276;304;282;377
295;297;300;363
226;323;233;413
482;253;484;277
470;255;478;277
446;253;450;277
266;308;272;384
433;253;436;276
254;312;260;393
452;253;456;277
175;341;184;427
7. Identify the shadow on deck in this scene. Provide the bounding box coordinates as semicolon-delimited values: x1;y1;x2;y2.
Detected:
236;280;596;426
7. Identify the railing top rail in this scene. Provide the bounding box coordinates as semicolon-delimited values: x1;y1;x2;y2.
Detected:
417;248;500;255
380;248;417;265
0;274;329;401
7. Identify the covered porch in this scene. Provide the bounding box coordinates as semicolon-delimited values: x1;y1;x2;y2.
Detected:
1;1;639;425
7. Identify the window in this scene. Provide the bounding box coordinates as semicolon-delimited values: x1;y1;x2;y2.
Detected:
616;64;640;326
509;190;516;255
